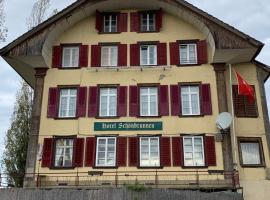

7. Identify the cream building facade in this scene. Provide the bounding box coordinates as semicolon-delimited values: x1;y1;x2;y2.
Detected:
1;1;270;200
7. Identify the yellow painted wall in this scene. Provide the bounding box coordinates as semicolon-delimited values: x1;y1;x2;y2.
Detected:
36;9;270;199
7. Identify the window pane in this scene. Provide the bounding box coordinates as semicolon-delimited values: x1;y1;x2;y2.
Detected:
184;137;204;166
96;137;116;166
241;143;261;165
54;139;74;167
59;89;77;117
62;47;79;67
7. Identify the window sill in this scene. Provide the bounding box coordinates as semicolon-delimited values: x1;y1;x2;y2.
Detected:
57;67;81;70
137;30;159;33
182;165;208;169
240;164;265;168
177;64;201;67
98;31;121;34
95;116;120;119
50;166;76;170
137;166;163;169
89;66;171;72
137;115;161;118
179;115;204;118
54;117;78;120
93;166;118;169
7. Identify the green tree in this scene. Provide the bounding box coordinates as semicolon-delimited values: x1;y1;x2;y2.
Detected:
2;81;32;187
1;0;52;187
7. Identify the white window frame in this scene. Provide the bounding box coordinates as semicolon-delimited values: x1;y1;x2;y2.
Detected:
58;88;77;118
101;46;118;67
179;44;197;65
183;136;205;167
99;87;117;117
141;13;156;32
140;137;160;167
62;46;80;68
95;137;116;167
103;14;117;32
181;85;200;116
54;138;74;167
140;87;158;117
140;45;157;66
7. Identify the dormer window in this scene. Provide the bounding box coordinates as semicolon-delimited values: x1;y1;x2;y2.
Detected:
141;13;156;32
104;14;117;33
62;46;79;68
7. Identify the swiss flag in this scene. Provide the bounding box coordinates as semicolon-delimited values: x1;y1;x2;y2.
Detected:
235;70;255;103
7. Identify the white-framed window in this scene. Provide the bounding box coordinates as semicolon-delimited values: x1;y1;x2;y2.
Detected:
101;46;118;67
140;137;160;167
99;88;117;117
104;14;117;32
239;141;263;165
140;45;157;66
96;137;116;167
54;138;74;167
141;13;155;32
58;88;77;118
183;136;205;167
180;44;197;65
140;87;158;116
181;85;200;115
62;46;79;68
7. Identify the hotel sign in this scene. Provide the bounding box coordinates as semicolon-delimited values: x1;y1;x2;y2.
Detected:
94;122;163;131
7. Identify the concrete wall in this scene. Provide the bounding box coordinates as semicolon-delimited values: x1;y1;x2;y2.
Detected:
0;188;243;200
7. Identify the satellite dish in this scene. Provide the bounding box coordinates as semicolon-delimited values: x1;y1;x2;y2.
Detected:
216;112;232;130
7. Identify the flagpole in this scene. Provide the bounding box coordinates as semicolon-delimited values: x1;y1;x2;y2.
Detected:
229;64;238;170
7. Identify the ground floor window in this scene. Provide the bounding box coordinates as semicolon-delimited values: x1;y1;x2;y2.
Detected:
54;138;74;167
140;137;160;167
238;137;265;167
183;136;204;167
95;137;116;167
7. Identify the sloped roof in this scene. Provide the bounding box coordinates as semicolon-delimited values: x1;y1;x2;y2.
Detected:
0;0;264;55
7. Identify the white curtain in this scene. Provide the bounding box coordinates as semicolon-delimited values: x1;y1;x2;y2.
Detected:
241;143;261;165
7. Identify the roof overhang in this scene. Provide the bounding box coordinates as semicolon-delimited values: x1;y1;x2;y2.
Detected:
0;0;264;88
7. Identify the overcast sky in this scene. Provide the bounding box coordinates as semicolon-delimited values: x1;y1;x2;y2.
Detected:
0;0;269;160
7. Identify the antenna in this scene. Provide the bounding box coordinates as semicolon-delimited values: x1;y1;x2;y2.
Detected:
216;112;232;131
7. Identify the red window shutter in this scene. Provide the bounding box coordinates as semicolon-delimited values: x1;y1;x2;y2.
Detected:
204;136;216;166
130;44;140;66
88;86;98;117
52;46;62;68
91;45;101;67
41;138;53;168
77;87;87;118
118;13;128;32
172;137;183;166
169;42;179;66
79;45;89;67
157;42;167;66
85;137;96;167
156;9;163;32
129;86;139;117
159;85;169;116
47;87;59;118
233;85;246;117
95;10;102;32
128;137;138;166
117;137;127;167
74;138;84;167
232;85;258;117
130;12;140;32
118;86;127;117
197;40;208;64
118;44;127;67
160;137;171;167
170;85;181;116
244;86;258;117
200;84;212;115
